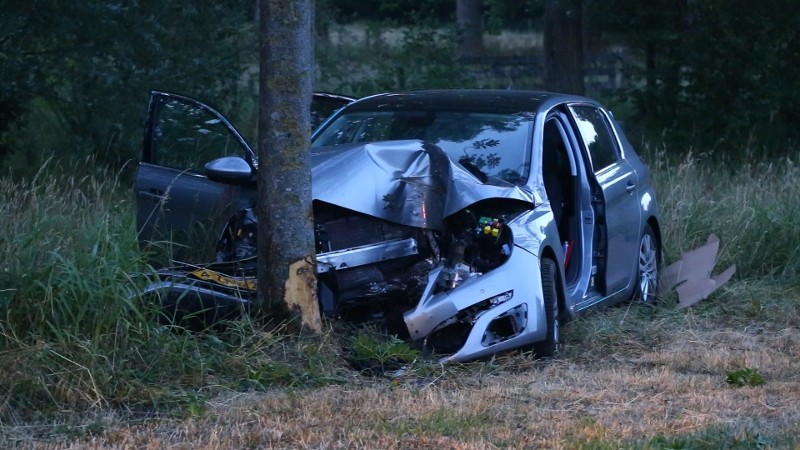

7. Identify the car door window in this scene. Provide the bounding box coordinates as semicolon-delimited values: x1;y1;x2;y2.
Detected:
569;105;620;172
150;96;251;171
311;93;355;130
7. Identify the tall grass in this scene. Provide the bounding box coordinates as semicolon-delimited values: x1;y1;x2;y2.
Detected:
0;158;157;417
648;148;800;282
1;158;143;338
0;159;349;423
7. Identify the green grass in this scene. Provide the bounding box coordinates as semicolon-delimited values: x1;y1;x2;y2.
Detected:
1;146;799;448
0;160;351;423
347;329;420;374
647;149;800;281
571;423;782;450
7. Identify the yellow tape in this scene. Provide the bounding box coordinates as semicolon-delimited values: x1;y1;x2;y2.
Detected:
190;269;257;291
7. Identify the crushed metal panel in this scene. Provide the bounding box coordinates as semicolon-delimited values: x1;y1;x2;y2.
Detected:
311;141;451;230
311;140;534;230
659;234;736;307
316;237;419;273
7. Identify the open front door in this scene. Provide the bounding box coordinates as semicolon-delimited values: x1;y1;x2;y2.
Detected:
135;91;257;264
134;91;354;264
311;92;355;130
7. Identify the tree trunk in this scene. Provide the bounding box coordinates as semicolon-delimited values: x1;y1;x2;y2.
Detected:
257;0;321;332
456;0;483;59
543;0;585;95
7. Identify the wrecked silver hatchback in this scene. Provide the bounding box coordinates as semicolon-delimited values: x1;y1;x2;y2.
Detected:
135;90;661;362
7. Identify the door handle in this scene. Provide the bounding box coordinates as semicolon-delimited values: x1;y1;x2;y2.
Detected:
625;180;636;194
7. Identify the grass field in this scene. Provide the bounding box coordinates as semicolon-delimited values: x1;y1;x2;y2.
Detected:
1;150;799;449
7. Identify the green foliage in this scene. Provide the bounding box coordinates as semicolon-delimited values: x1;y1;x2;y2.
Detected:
3;0;798;171
0;165;352;421
0;157;145;339
726;367;765;388
588;0;800;153
183;392;208;418
348;330;419;374
316;17;471;97
0;0;255;175
484;0;543;32
674;1;800;152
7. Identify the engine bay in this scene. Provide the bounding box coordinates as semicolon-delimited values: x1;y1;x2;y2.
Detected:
211;199;523;337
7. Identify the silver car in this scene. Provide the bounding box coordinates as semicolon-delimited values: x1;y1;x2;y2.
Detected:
135;89;661;362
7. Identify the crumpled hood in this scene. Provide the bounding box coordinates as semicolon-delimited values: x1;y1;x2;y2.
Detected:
311;140;534;230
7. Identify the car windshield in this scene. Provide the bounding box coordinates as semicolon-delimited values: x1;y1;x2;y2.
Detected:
312;110;533;184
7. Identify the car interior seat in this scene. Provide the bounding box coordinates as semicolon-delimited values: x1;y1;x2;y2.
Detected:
542;128;567;237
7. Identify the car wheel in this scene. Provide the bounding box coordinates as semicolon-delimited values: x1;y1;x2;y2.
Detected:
534;258;560;358
633;223;660;303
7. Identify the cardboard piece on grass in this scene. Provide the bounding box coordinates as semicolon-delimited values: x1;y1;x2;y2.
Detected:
674;264;736;308
659;234;720;290
658;234;736;308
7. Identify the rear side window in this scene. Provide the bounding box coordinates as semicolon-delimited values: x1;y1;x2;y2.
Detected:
569;105;620;172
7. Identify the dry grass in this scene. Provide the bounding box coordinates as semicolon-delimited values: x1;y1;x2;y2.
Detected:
6;284;799;449
4;150;800;448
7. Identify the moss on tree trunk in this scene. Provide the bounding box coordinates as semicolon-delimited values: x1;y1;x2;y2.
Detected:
256;0;321;332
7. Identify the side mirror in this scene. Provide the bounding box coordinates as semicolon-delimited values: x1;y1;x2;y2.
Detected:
205;156;253;183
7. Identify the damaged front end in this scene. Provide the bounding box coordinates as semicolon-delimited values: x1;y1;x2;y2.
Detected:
141;140;544;361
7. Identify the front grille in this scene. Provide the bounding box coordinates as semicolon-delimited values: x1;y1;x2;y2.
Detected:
317;212;414;252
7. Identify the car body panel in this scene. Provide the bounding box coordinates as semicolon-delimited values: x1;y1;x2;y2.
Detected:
594;160;641;294
134;89;660;362
311;140;535;231
134;164;256;262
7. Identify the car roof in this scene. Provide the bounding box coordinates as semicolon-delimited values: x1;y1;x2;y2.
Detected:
343;89;596;115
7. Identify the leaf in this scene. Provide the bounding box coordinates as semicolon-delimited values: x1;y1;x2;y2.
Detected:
725;367;765;387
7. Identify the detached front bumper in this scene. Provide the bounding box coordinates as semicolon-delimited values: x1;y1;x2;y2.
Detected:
404;246;547;362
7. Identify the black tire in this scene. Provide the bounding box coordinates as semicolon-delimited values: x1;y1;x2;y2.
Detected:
534;258;560;358
633;223;660;303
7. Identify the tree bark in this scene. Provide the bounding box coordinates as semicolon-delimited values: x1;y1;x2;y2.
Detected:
456;0;483;59
257;0;321;332
543;0;585;95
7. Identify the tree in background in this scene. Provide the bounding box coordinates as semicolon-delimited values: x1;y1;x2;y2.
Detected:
543;0;585;95
0;0;255;175
677;0;800;151
586;0;688;141
587;0;800;153
257;0;321;331
2;0;798;171
456;0;484;59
